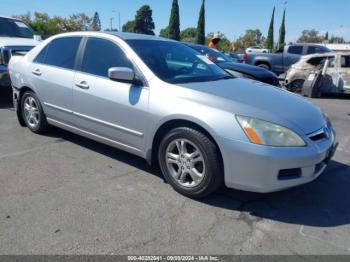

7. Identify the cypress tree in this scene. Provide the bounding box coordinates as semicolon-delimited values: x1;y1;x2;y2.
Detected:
168;0;180;40
278;8;286;50
134;5;155;35
91;12;101;31
265;7;275;51
196;0;205;45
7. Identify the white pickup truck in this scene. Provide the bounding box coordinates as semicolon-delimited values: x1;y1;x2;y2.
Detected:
0;16;40;89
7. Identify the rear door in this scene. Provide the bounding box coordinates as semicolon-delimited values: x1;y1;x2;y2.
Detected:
73;37;150;153
30;37;82;125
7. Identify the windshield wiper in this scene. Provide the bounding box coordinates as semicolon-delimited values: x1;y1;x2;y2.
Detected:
213;75;234;81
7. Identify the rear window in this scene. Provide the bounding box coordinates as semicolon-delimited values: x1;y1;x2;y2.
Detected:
44;37;82;70
0;18;34;39
287;46;303;55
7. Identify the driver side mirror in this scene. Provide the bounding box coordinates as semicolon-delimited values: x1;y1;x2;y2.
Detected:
108;67;143;86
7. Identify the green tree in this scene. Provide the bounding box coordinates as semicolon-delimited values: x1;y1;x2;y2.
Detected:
122;20;135;32
265;7;275;51
329;36;345;43
168;0;180;40
297;29;324;43
134;5;155;35
159;27;169;38
14;12;94;38
233;29;265;52
278;8;286;50
325;31;329;41
196;0;205;45
180;27;197;42
91;12;101;31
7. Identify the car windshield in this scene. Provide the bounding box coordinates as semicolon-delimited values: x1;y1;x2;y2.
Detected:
127;39;233;84
190;45;234;63
0;18;34;39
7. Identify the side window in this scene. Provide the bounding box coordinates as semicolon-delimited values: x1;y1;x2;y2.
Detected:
287;46;303;55
341;56;350;68
81;37;133;78
34;45;48;64
307;46;325;55
307;57;327;66
45;37;82;70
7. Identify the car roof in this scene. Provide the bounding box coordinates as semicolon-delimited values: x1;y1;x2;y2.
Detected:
0;16;23;22
51;31;174;42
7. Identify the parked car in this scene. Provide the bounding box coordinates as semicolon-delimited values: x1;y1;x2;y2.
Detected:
9;32;337;198
244;43;332;75
285;52;350;94
0;16;39;89
246;46;269;54
186;43;280;87
224;52;244;63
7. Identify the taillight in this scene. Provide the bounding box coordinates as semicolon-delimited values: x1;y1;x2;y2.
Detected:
243;54;248;63
0;56;3;65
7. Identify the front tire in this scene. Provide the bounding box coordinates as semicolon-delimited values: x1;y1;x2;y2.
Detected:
21;91;50;134
158;127;223;198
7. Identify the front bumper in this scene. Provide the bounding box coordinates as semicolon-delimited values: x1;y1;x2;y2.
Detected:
218;128;337;193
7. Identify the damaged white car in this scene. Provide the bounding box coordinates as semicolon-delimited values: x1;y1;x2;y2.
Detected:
285;52;350;94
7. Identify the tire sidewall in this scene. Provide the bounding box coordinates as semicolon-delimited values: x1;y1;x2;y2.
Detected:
158;128;220;198
21;91;45;133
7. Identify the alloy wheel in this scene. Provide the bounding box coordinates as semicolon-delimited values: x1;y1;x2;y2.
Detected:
165;139;206;188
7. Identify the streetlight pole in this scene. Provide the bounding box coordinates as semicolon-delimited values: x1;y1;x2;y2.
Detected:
112;10;121;31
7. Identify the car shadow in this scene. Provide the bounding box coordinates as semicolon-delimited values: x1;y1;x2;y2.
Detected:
43;128;350;228
319;93;350;100
201;160;350;227
0;88;13;109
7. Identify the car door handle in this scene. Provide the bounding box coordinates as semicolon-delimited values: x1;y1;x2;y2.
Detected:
32;69;42;76
75;81;89;89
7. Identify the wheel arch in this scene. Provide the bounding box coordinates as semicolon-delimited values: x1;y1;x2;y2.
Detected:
148;119;224;169
254;61;271;70
15;86;36;127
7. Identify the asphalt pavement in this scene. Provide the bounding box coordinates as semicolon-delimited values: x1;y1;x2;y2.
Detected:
0;89;349;255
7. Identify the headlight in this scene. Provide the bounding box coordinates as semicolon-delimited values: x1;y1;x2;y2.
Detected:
236;116;306;147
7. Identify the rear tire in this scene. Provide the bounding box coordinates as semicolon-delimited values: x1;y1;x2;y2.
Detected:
21;91;50;134
158;127;223;198
288;79;305;93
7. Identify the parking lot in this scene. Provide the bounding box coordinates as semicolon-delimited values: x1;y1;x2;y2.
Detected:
0;89;349;255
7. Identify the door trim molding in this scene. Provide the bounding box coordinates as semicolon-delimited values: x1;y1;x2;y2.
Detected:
43;102;143;137
47;118;142;153
73;111;144;137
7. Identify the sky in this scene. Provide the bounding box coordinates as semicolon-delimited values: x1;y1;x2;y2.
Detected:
1;0;350;43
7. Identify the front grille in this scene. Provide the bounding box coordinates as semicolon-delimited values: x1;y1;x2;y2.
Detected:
278;168;302;180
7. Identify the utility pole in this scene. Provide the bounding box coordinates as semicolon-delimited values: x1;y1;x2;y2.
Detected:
110;17;114;31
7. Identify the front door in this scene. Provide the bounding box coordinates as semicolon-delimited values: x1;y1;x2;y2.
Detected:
73;37;150;153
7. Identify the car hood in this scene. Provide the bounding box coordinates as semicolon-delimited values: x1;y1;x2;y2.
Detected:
0;37;39;48
178;78;324;135
218;61;277;78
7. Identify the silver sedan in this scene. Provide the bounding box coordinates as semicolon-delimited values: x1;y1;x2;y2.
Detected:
9;32;338;198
